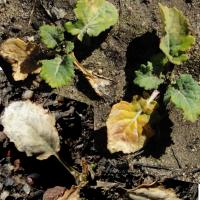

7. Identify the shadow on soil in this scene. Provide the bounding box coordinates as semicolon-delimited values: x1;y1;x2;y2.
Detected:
124;31;173;158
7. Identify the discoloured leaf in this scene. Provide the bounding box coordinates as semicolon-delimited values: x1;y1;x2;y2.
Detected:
40;55;75;88
129;186;180;200
0;38;40;80
164;74;200;122
65;0;118;41
106;91;158;153
1;101;60;160
159;4;195;65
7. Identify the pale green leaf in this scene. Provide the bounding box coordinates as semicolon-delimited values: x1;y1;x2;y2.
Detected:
65;0;118;41
40;55;75;88
134;62;164;90
39;25;64;49
159;4;195;65
164;74;200;122
64;41;75;54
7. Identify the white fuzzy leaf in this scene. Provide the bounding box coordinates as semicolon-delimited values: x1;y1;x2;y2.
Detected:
1;101;60;160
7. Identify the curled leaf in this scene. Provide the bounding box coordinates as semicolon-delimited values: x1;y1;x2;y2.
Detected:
65;0;119;41
40;55;75;88
0;38;40;81
72;54;111;97
1;101;60;160
159;4;195;65
106;91;158;153
134;62;164;90
164;74;200;122
39;25;65;49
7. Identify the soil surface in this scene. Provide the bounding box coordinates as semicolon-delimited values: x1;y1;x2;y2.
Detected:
0;0;199;199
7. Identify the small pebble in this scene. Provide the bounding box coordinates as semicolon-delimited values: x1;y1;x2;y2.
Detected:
27;173;40;185
4;177;14;187
22;90;34;100
22;183;31;194
1;190;10;200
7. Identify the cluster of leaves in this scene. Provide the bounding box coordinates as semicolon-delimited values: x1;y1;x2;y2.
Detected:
106;4;197;154
134;4;198;122
39;0;118;88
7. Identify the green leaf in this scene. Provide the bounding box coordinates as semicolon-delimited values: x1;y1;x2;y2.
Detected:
64;41;75;54
65;0;118;41
164;74;200;122
134;62;164;90
39;25;65;49
159;4;195;65
40;55;75;88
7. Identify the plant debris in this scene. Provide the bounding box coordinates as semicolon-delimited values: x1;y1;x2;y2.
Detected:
106;90;158;153
0;38;40;80
1;100;60;159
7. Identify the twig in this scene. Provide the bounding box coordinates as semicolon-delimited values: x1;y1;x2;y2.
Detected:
28;0;37;26
133;162;174;171
54;153;81;184
171;147;182;168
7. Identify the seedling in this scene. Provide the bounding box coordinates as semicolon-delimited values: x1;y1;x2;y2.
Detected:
134;4;198;122
106;4;198;154
39;0;118;96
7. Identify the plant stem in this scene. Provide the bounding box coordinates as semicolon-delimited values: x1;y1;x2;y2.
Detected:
54;154;81;184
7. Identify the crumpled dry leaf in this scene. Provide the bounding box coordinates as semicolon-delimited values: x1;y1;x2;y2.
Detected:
72;53;111;97
0;38;40;81
1;101;60;160
106;91;158;153
129;186;180;200
43;186;66;200
57;185;81;200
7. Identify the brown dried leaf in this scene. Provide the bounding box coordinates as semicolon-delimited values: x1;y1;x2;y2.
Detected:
0;38;40;81
1;101;60;160
106;91;158;153
43;186;66;200
129;186;180;200
57;185;81;200
72;53;111;97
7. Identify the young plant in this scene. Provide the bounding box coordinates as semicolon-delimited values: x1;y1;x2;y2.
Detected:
134;4;198;122
106;4;197;154
39;0;118;96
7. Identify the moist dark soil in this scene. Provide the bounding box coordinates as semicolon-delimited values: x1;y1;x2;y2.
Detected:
0;0;199;199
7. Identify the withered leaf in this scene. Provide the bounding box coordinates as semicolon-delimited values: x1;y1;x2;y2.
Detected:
72;53;111;97
106;91;158;153
57;185;82;200
1;101;60;160
129;186;180;200
0;38;40;81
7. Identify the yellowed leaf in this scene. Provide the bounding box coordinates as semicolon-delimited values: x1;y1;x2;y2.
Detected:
1;101;60;160
129;186;180;200
0;38;40;81
106;91;158;153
